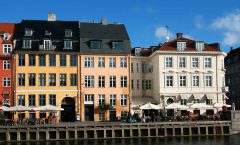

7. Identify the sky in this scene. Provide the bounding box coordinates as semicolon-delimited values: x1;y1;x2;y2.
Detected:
1;0;240;53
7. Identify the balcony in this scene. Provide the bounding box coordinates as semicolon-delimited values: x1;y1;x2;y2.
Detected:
222;86;229;93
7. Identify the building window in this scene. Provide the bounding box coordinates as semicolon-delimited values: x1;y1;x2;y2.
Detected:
121;95;127;106
112;41;123;49
177;42;186;51
18;95;25;106
28;54;36;66
131;80;134;90
24;29;32;36
18;74;25;86
131;63;134;73
64;41;72;49
85;94;94;104
98;57;105;68
192;76;199;87
85;76;94;87
39;55;46;66
39;73;46;86
166;76;173;87
145;80;152;90
70;74;77;86
29;95;35;106
136;63;139;72
65;30;72;37
49;73;56;86
28;73;36;86
179;57;186;68
109;57;116;68
206;99;213;105
90;40;101;49
120;58;127;68
18;54;25;66
70;55;77;66
192;57;199;68
60;74;67;86
99;94;105;105
98;76;105;88
84;57;94;67
165;57;173;68
193;99;200;103
49;94;56;106
39;94;46;106
60;55;66;66
204;58;212;68
121;111;128;118
49;54;56;66
205;76;212;87
196;42;204;51
121;76;127;87
3;60;10;69
137;80;139;89
23;39;31;48
44;40;51;50
99;111;105;121
110;76;116;88
179;76;186;87
180;99;187;105
3;77;10;87
3;44;12;54
110;95;116;106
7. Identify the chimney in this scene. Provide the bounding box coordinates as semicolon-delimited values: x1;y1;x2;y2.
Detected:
48;13;56;21
101;18;107;25
176;33;183;39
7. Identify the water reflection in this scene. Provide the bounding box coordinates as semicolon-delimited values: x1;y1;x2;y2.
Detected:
2;135;240;145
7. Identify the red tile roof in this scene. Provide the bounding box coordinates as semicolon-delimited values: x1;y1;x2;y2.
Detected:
0;23;15;42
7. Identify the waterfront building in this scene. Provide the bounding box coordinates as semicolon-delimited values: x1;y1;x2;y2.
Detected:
79;19;131;121
225;47;240;110
13;14;80;121
0;23;15;108
131;33;228;116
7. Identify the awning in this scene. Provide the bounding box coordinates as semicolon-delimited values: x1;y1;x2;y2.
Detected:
190;103;213;109
0;106;10;111
192;94;204;99
8;105;34;112
179;94;190;99
205;94;214;99
33;105;64;112
214;103;231;108
165;103;189;110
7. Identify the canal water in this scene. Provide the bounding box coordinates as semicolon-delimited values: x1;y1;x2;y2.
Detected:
2;135;240;145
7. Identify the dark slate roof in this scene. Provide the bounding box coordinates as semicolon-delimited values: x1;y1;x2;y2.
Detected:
79;22;131;54
225;47;240;66
14;20;80;52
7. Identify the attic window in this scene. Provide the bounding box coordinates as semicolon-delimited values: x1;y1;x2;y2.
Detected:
177;42;186;51
112;41;123;50
196;42;204;51
135;48;141;56
24;29;33;36
90;40;101;49
45;30;51;35
65;30;72;37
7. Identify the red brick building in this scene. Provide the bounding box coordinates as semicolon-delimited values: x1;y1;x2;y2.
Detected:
0;23;15;107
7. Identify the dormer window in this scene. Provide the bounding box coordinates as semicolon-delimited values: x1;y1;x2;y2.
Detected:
65;30;72;37
45;30;51;35
24;29;33;36
22;39;31;49
177;42;186;51
44;40;52;50
135;48;141;56
112;41;123;49
196;42;204;51
90;40;101;49
64;40;72;49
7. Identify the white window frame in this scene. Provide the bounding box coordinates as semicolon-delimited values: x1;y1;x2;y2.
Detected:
44;40;52;50
65;30;72;37
3;44;12;54
165;76;173;87
85;76;94;87
165;57;173;68
110;76;116;88
99;94;105;105
3;77;10;87
110;94;116;106
205;76;212;87
120;58;127;68
98;57;105;68
98;76;105;88
204;58;212;68
24;29;32;36
109;57;116;68
177;42;186;51
192;57;199;68
192;76;199;87
121;76;127;88
120;94;127;106
84;94;94;104
3;60;10;70
84;57;94;67
64;40;72;49
179;76;186;87
23;39;31;49
196;42;204;51
179;57;186;68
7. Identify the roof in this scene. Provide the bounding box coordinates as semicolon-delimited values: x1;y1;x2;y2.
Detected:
0;23;15;42
225;47;240;66
159;37;220;52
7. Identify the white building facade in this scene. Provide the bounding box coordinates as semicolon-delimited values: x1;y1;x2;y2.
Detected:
131;33;229;116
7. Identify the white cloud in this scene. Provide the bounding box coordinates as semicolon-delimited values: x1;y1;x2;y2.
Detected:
194;15;204;29
155;26;174;41
212;9;240;46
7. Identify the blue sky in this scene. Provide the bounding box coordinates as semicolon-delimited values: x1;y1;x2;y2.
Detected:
1;0;240;52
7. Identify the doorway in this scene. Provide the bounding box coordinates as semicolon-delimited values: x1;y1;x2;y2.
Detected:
85;105;94;121
61;97;75;122
110;110;116;122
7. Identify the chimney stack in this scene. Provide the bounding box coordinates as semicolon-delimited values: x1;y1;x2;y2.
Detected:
48;13;56;21
176;33;183;39
101;18;107;25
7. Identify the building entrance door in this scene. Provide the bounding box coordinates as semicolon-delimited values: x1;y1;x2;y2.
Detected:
110;111;116;122
61;97;75;122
